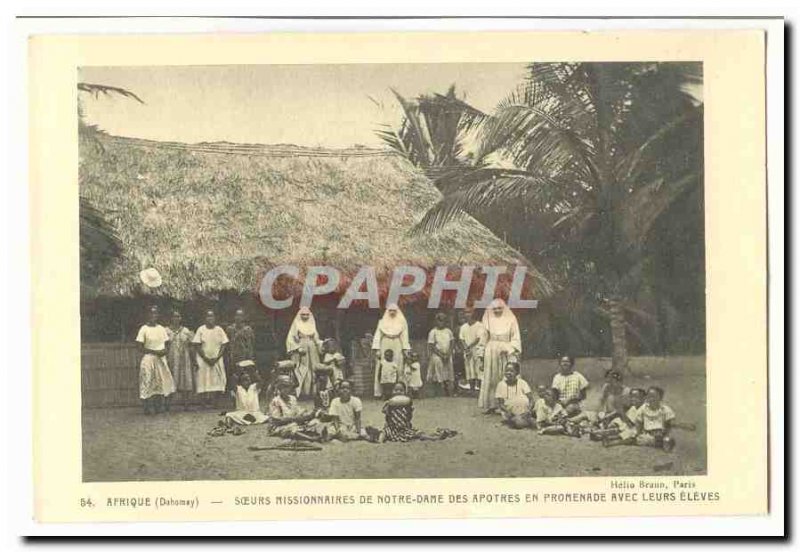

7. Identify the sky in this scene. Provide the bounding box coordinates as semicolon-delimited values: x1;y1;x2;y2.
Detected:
78;63;529;148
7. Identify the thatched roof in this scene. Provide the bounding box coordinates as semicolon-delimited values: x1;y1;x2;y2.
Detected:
80;134;550;301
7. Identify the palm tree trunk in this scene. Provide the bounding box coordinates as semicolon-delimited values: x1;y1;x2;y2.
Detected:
608;298;629;373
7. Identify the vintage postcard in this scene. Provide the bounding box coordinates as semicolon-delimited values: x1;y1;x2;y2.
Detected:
29;29;769;523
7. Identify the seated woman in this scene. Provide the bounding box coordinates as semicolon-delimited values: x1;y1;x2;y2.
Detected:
224;371;268;426
379;382;457;442
495;362;534;429
380;382;420;442
267;375;330;442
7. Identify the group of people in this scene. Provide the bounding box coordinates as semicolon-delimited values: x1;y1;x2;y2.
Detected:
493;357;677;451
134;300;677;450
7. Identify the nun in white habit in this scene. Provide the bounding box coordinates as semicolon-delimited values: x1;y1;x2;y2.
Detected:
286;306;322;397
478;298;522;413
371;303;412;398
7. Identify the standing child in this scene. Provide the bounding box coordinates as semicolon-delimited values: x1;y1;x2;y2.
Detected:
226;308;255;406
378;349;400;400
312;364;335;410
136;306;176;415
321;339;346;384
165;310;194;411
403;350;423;398
191;310;229;409
459;309;484;395
427;313;455;397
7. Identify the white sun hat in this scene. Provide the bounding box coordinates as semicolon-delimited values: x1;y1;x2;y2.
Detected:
139;267;163;288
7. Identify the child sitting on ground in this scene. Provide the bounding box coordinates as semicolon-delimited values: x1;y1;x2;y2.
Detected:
550;355;591;436
626;387;646;422
634;386;676;451
327;380;365;441
535;388;568;434
223;371;268;426
588;394;637;442
404;350;423;398
495;362;534;429
598;369;630;416
267;376;330;442
378;349;400;400
604;386;676;451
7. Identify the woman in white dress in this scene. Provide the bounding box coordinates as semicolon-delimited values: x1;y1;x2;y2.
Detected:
286;306;322;398
478;298;522;414
191;310;229;409
371;303;411;398
135;306;176;415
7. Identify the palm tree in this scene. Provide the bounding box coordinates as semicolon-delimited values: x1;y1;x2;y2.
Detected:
411;63;703;372
78;83;144;288
375;85;485;183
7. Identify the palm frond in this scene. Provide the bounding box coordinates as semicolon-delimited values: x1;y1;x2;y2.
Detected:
78;82;145;104
389;88;434;167
614;105;703;184
412;172;552;234
618;172;700;252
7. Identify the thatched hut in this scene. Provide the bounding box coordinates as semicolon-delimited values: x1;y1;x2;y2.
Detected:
79;133;549;404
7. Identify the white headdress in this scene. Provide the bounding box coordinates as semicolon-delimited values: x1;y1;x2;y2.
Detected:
289;306;318;336
482;298;518;334
377;303;407;336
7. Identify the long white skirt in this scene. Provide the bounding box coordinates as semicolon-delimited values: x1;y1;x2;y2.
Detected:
464;352;481;380
195;356;226;393
139;353;176;400
226;410;268;425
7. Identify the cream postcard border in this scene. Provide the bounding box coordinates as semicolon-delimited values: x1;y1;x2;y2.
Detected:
29;30;767;522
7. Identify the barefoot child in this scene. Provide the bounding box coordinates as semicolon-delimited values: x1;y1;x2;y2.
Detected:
312;364;335;410
427;313;455;397
403;350;423;398
495;362;534;429
598;369;630;415
136;306;176;415
632;386;676;451
321;339;346;384
535;388;568;435
224;371;268;426
459;309;484;395
267;376;330;442
589;394;636;442
378;349;400;400
327;380;365;441
550;355;590;432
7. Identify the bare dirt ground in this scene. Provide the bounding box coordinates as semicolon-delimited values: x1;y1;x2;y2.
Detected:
82;356;706;481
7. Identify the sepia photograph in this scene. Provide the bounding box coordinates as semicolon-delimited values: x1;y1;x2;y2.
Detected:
77;61;707;483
